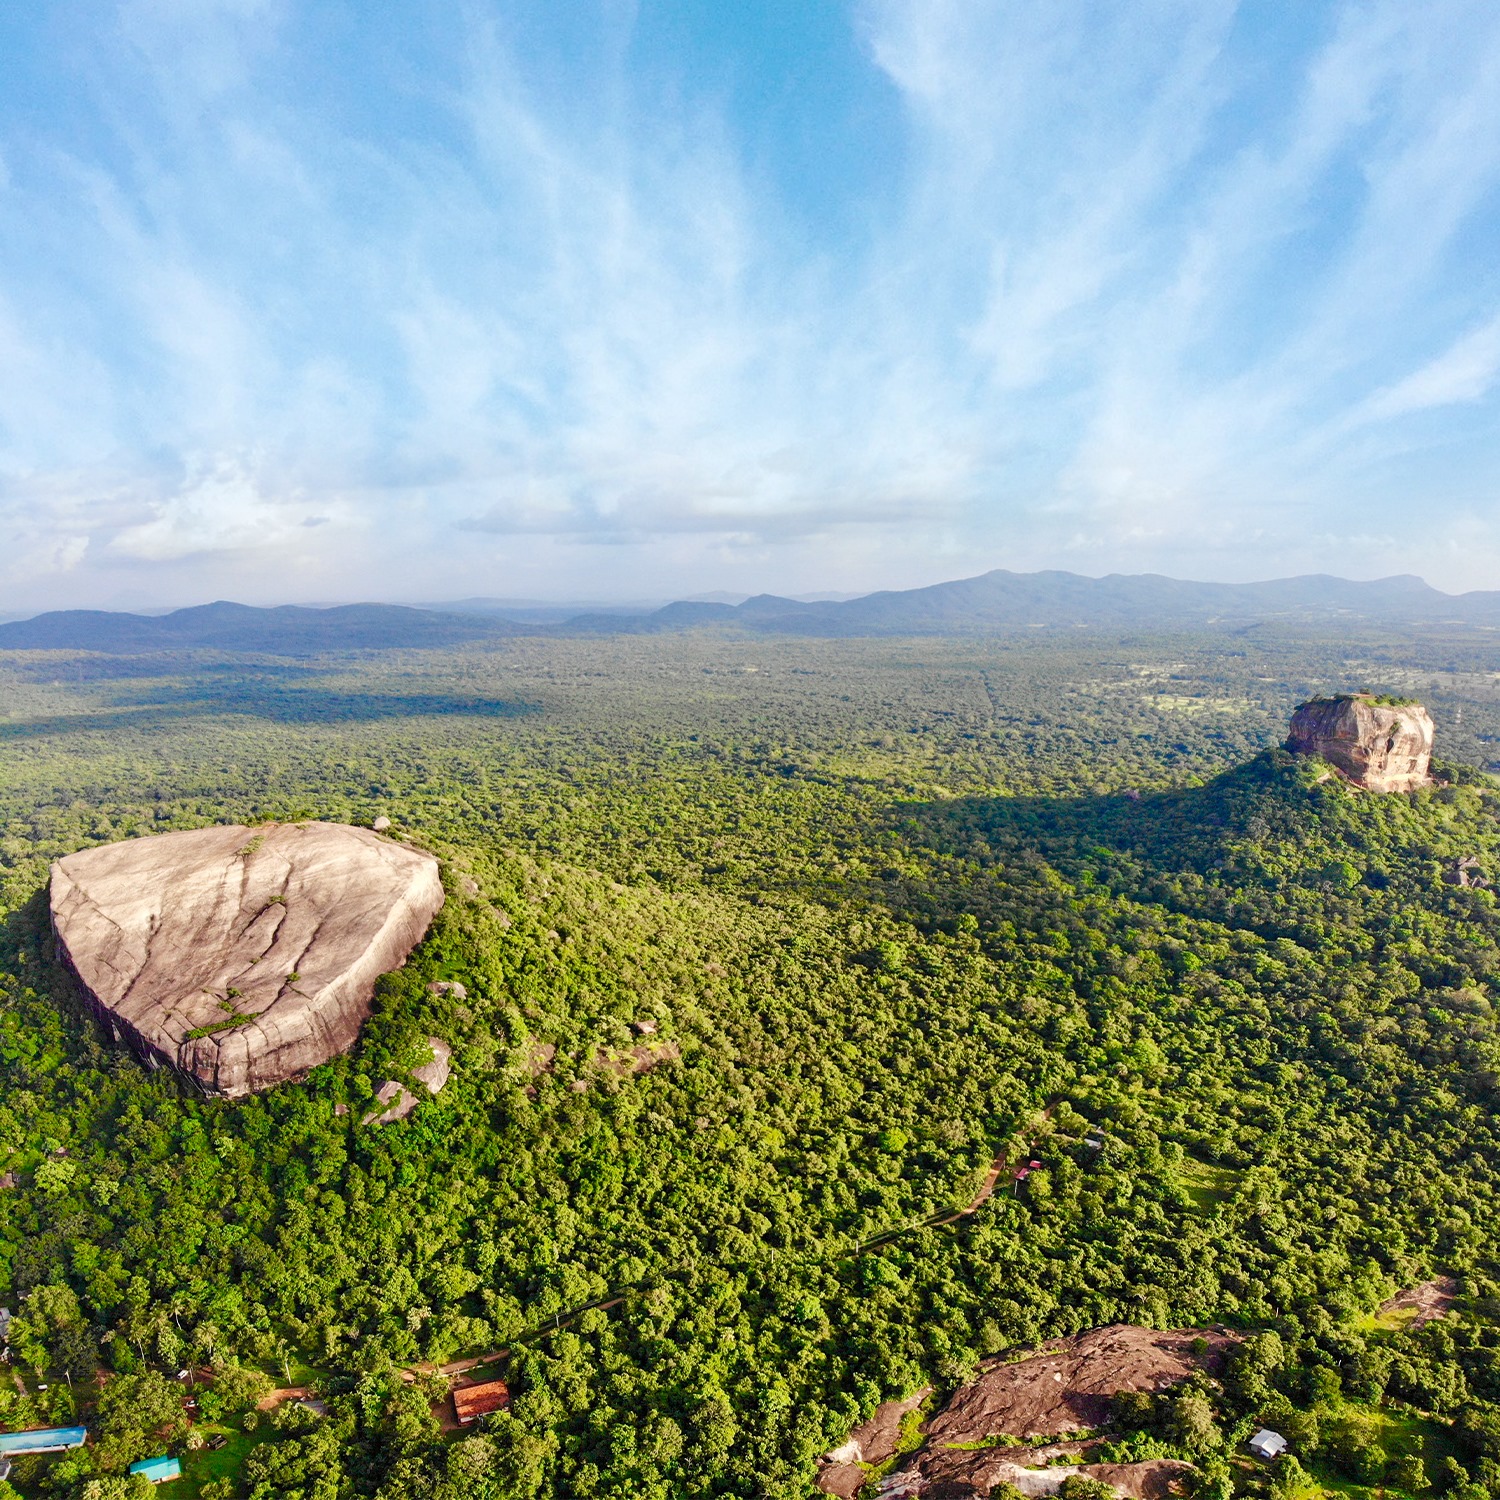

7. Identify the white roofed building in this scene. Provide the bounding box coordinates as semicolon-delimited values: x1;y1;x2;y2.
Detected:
1249;1429;1288;1460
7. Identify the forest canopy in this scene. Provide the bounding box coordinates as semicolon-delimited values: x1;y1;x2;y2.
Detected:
0;627;1497;1499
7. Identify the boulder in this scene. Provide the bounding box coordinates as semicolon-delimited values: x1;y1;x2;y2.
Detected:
372;816;392;833
51;822;443;1097
364;1037;452;1124
1286;695;1435;792
1443;855;1491;889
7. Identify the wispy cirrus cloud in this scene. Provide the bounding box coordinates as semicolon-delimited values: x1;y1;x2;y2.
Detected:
1;1;1499;607
1358;311;1500;422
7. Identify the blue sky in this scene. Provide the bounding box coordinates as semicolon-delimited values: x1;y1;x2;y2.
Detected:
2;0;1500;610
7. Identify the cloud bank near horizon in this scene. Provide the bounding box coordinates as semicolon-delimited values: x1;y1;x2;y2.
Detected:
2;0;1499;609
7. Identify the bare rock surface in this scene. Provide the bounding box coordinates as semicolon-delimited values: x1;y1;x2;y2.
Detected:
885;1454;1194;1499
524;1041;557;1076
51;822;443;1096
1377;1276;1459;1329
818;1387;931;1497
900;1452;1194;1500
823;1326;1234;1499
1287;695;1434;792
365;1038;453;1124
601;1039;681;1078
925;1325;1235;1446
1442;856;1490;889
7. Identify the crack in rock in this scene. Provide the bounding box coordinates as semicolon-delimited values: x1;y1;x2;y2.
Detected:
51;822;443;1097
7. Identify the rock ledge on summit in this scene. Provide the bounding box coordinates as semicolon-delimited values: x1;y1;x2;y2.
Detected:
50;822;443;1097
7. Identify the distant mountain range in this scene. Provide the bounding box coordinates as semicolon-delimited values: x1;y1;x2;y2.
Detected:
0;601;512;653
3;571;1498;653
426;590;864;623
569;569;1500;635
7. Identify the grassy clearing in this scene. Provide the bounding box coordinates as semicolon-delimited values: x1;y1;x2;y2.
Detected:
179;1427;261;1497
1143;695;1255;714
1305;1470;1412;1500
266;1357;330;1390
1294;1403;1457;1500
1175;1157;1240;1212
1358;1304;1423;1334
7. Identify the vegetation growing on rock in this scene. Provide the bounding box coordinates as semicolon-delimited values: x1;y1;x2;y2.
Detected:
1286;696;1435;793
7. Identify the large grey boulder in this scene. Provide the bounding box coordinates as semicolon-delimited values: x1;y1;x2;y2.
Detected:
50;822;443;1097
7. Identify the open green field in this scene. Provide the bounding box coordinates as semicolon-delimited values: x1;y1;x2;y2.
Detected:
180;1429;262;1497
1174;1157;1242;1214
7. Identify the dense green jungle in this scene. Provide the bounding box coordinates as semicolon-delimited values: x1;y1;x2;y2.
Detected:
1;626;1499;1500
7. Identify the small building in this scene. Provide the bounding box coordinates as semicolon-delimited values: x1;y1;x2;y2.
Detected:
453;1378;511;1425
1249;1429;1287;1460
0;1427;89;1457
129;1455;183;1483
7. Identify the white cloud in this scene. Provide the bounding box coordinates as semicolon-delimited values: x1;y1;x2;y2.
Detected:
1359;311;1500;420
104;454;315;563
2;0;1500;607
1029;0;1500;555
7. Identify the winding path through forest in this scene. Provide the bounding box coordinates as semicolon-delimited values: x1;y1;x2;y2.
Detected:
937;1100;1060;1224
857;1099;1059;1252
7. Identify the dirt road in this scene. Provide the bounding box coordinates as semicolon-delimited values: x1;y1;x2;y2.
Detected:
859;1100;1059;1253
932;1100;1059;1226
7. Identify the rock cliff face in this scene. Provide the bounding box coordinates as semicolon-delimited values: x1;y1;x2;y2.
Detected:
1286;695;1434;792
50;823;443;1096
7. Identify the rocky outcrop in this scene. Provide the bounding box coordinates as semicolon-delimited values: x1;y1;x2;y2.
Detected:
819;1326;1234;1500
818;1388;931;1497
365;1037;453;1124
923;1325;1235;1446
51;823;443;1097
1442;856;1491;889
1286;695;1434;792
874;1453;1195;1499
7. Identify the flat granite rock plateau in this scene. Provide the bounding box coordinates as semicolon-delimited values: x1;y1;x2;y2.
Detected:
50;822;444;1097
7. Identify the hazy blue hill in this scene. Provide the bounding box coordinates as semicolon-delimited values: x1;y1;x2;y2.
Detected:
608;568;1500;635
0;600;516;654
644;600;740;625
0;608;171;651
734;592;817;616
6;571;1499;650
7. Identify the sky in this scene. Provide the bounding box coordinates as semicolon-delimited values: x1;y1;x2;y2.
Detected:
2;0;1500;611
